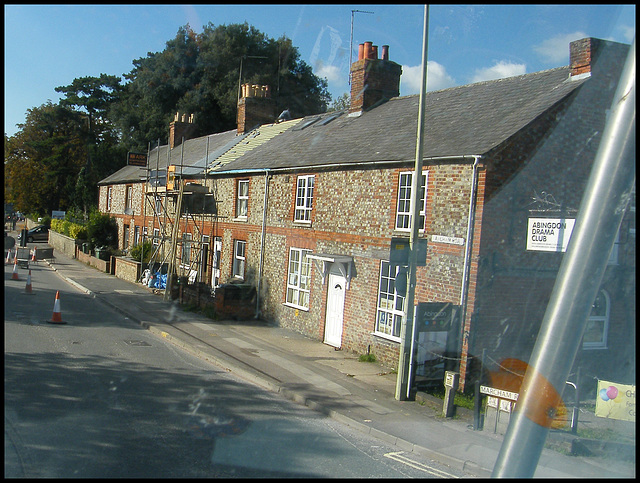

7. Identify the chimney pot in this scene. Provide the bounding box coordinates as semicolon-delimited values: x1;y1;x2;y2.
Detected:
372;45;378;59
358;43;364;61
381;45;389;61
363;41;372;60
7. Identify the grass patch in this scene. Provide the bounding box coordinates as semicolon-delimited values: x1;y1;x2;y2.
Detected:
424;387;475;410
358;353;377;363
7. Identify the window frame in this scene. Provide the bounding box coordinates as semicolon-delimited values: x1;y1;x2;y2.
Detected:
125;185;133;213
375;260;405;341
285;247;312;310
107;187;112;211
582;289;610;350
232;240;246;280
395;171;427;232
294;175;315;223
235;179;249;219
181;232;192;265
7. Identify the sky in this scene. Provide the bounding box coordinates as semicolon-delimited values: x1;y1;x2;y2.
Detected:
4;4;636;138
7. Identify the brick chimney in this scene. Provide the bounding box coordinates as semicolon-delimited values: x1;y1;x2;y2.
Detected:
350;42;402;114
237;84;276;134
169;112;196;149
570;37;603;78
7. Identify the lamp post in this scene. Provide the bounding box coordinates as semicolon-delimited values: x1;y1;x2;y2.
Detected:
395;5;430;401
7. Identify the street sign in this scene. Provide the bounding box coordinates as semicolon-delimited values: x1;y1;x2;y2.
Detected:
128;152;147;167
389;237;427;266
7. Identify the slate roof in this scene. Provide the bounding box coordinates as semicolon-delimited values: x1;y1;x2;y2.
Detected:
98;129;241;185
214;66;587;172
97;119;302;185
98;65;587;184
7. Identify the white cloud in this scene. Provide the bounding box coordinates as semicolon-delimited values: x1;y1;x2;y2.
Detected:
400;60;456;95
533;31;587;64
471;61;527;83
315;62;342;84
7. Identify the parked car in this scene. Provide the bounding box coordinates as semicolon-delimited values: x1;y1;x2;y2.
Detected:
17;225;49;243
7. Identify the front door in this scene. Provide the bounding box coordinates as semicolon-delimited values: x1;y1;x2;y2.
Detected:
324;265;346;348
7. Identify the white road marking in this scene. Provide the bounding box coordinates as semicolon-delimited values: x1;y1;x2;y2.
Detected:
384;451;459;478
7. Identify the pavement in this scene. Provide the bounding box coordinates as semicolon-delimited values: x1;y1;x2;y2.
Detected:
5;237;636;478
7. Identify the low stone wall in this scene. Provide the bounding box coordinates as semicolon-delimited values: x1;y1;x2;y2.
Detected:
76;249;110;273
114;256;143;284
48;230;82;259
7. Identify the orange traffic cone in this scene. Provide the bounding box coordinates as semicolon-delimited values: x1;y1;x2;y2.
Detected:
11;259;19;280
5;249;12;265
25;269;33;294
48;290;65;324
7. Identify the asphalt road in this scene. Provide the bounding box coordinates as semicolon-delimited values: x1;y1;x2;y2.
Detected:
4;257;465;478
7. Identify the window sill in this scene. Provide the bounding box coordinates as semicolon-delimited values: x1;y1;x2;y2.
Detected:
283;302;309;312
293;220;312;228
233;216;248;222
371;331;401;344
582;344;607;350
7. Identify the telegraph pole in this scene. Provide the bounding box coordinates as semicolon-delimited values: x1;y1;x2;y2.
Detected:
395;5;430;401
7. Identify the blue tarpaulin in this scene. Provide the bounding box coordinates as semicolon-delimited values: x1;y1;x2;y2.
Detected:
153;272;167;289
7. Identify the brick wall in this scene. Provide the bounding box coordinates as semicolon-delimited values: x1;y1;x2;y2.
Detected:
465;39;632;393
206;164;478;369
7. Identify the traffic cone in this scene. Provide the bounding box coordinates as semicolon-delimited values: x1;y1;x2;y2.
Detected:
24;269;33;294
48;291;65;324
11;259;19;280
5;249;12;265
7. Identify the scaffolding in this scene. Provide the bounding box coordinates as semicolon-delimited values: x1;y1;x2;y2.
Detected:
142;136;220;300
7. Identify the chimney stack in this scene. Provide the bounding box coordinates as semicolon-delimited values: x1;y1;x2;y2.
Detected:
169;112;196;149
350;42;402;114
237;83;276;134
570;37;603;78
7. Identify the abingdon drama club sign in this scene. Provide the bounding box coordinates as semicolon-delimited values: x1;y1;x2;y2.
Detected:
526;217;576;253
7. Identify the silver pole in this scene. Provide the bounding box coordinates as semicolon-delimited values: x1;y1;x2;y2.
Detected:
492;37;635;478
396;4;429;401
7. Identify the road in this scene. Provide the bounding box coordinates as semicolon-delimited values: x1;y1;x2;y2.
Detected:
4;248;466;478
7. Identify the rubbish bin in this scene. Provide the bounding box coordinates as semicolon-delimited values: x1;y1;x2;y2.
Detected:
82;243;89;254
95;247;109;260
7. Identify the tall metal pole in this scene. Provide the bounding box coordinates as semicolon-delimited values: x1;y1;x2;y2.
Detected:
395;4;429;401
492;37;635;477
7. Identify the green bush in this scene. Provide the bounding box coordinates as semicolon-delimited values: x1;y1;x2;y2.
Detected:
86;210;118;250
50;219;64;233
129;241;153;263
50;219;86;239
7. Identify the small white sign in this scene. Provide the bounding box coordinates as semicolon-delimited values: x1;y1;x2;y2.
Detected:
526;218;575;252
499;399;513;413
480;385;519;401
432;235;465;245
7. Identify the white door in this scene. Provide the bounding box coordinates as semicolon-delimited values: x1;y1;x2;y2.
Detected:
211;237;222;288
324;266;346;348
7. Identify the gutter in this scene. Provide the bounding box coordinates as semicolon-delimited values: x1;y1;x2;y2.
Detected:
256;169;270;319
210;154;481;176
458;155;482;384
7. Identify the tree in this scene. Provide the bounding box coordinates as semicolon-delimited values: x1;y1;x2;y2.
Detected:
328;92;350;112
55;74;122;142
111;23;331;149
4;102;87;215
55;75;127;216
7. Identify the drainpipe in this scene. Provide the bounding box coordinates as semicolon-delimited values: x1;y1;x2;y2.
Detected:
256;169;270;318
458;155;481;388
